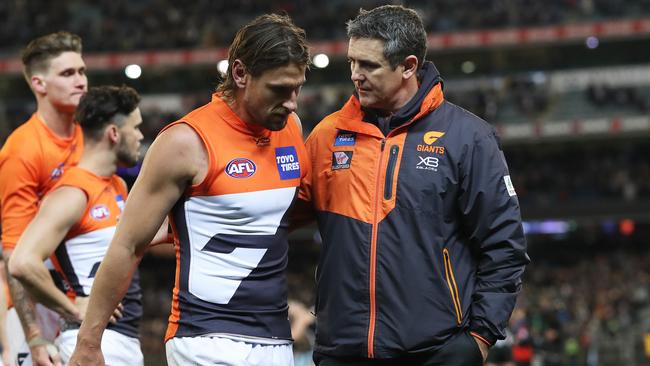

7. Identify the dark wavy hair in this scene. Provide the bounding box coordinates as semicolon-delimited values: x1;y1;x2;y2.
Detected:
75;85;141;141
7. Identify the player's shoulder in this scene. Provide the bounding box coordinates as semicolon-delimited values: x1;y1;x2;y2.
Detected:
56;166;89;186
0;119;45;165
157;122;204;148
149;122;206;176
2;117;41;151
183;100;216;119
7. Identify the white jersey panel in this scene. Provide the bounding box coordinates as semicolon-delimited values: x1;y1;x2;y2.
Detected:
62;226;115;294
184;187;295;304
185;186;296;235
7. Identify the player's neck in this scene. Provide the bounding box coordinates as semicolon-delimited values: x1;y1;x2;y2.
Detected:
227;95;267;135
37;102;76;138
78;143;117;177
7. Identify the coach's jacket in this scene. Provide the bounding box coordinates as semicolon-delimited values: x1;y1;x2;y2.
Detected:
299;62;529;359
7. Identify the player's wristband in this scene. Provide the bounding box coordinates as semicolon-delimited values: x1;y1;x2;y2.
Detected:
28;336;59;357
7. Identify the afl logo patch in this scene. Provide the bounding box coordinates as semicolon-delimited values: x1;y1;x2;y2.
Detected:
225;158;257;178
90;204;110;220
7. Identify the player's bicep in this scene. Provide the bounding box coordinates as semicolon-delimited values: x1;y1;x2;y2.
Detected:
115;124;202;254
14;186;87;259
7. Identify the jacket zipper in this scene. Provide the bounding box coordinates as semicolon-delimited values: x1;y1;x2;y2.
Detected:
442;248;463;324
383;145;399;200
367;138;386;358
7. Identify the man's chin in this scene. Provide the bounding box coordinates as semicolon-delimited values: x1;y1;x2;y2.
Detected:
267;122;288;131
266;116;289;131
357;95;375;108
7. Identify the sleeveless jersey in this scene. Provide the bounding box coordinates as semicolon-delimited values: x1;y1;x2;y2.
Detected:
162;94;308;342
0;113;83;249
50;167;141;338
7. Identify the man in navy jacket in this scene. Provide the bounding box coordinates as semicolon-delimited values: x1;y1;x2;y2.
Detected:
299;5;530;365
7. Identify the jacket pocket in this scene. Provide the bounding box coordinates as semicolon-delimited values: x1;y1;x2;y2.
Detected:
442;248;463;325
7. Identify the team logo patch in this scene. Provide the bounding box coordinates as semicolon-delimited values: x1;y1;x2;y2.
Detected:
50;163;64;180
115;194;125;212
332;151;353;170
225;158;257;178
416;155;439;171
334;131;356;146
423;131;445;145
90;204;110;220
275;146;301;180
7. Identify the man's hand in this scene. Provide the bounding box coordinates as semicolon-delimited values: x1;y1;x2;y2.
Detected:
68;339;104;366
74;297;123;324
471;335;489;362
28;337;61;366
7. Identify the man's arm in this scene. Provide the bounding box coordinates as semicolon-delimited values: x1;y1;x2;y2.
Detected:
70;124;204;365
3;251;61;366
1;154;61;366
118;176;172;248
0;259;12;366
8;186;87;321
458;129;530;353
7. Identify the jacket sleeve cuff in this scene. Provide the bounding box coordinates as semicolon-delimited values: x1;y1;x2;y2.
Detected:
469;328;497;347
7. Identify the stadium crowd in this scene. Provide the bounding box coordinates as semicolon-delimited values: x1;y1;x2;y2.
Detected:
517;242;650;365
506;142;650;206
2;0;650;53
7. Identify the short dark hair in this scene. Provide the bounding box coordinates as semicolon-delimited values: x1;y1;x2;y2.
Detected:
21;31;82;80
217;13;310;101
75;85;141;141
347;5;427;70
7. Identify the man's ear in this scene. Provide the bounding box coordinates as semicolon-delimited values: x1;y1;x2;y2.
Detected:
402;55;419;80
232;59;248;88
106;124;120;144
31;75;46;94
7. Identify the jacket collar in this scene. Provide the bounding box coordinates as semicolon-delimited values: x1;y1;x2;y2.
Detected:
335;62;445;137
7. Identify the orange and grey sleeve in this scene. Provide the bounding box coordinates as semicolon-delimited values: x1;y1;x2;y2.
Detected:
0;155;41;250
